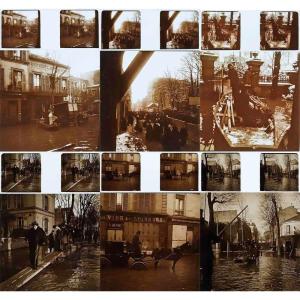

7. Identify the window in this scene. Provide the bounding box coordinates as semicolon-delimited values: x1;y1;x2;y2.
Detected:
12;50;21;60
33;73;41;88
175;195;185;216
17;217;24;229
62;79;67;90
14;197;23;209
116;194;123;211
43;196;49;211
12;69;23;89
44;218;49;234
286;225;291;235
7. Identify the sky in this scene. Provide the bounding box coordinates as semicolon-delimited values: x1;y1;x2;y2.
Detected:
113;11;140;31
68;10;96;20
202;193;300;234
170;11;198;31
13;10;39;20
30;50;99;77
122;51;192;103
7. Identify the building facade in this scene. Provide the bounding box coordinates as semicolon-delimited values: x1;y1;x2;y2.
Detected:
0;50;70;125
100;193;200;250
0;194;55;237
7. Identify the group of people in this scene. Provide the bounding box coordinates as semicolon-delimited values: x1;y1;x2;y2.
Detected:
25;221;99;270
70;165;98;183
110;32;139;49
127;112;189;151
10;164;40;183
167;32;197;49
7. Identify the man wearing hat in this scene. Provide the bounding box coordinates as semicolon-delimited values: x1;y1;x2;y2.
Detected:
26;221;46;269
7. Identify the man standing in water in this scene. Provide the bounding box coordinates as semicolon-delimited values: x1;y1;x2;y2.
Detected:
26;221;46;269
200;209;218;291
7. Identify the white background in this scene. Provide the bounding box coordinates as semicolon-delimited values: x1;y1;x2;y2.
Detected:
1;0;300;298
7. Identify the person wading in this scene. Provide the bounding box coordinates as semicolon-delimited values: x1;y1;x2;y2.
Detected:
26;221;46;269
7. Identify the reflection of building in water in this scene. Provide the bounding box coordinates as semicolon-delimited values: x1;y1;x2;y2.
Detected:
100;193;200;250
102;153;140;176
261;11;298;50
202;11;240;50
161;153;198;176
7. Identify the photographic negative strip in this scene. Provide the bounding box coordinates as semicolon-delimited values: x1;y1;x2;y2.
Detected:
160;11;199;49
0;50;100;151
101;153;141;191
202;11;240;50
260;153;298;191
201;153;240;191
100;50;200;151
200;192;300;291
2;10;40;48
160;153;198;191
101;11;141;49
60;10;98;48
200;50;299;151
1;153;41;192
100;193;200;291
61;153;100;192
260;11;298;50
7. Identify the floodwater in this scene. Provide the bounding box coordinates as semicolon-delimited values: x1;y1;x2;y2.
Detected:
0;116;99;151
211;253;300;291
205;177;240;191
101;254;200;291
20;245;101;291
160;175;198;191
263;177;298;191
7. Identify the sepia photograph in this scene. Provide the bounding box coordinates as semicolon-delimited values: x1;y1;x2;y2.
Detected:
201;153;240;191
60;10;98;48
202;11;240;50
160;11;199;49
101;153;140;191
100;51;200;151
101;11;141;49
160;153;198;191
61;153;100;192
200;51;299;151
260;12;298;50
2;10;40;48
260;153;298;191
0;194;101;291
1;153;41;192
100;193;200;291
201;192;300;291
0;50;100;151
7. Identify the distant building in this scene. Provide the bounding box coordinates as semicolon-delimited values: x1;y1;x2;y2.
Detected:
100;193;200;250
161;153;198;175
0;194;55;237
102;153;140;175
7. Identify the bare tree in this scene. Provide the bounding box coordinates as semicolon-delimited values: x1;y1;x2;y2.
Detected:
260;193;281;254
207;192;235;229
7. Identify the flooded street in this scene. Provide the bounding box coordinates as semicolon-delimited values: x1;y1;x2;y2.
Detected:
20;245;101;291
206;177;240;191
101;254;200;291
263;177;298;191
212;253;300;291
102;176;140;191
64;176;100;192
160;175;198;191
0;116;99;151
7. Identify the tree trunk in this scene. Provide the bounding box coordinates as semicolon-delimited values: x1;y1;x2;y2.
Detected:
207;192;215;228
